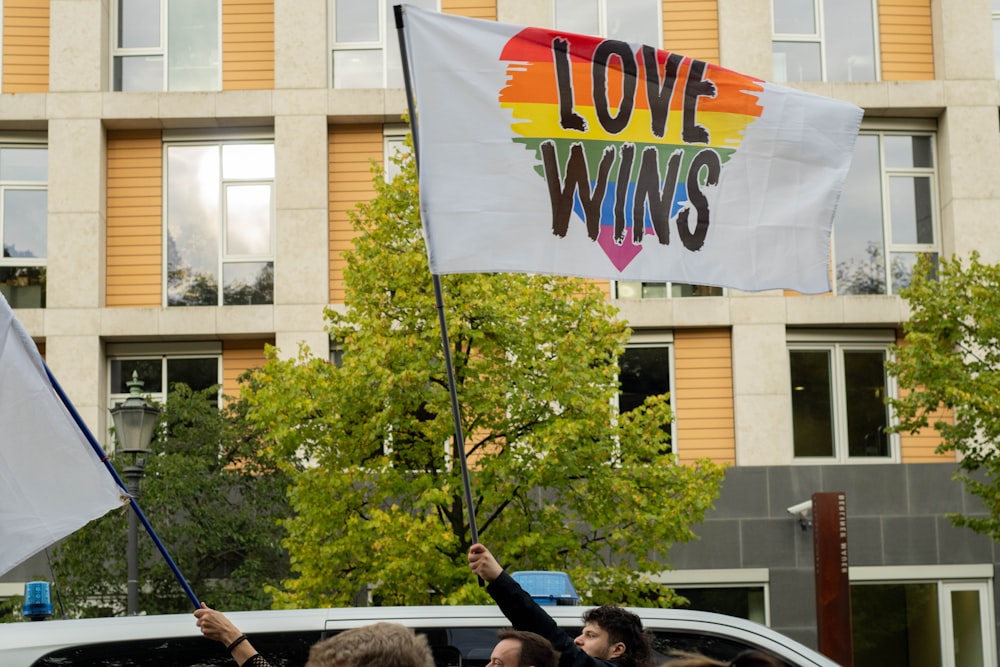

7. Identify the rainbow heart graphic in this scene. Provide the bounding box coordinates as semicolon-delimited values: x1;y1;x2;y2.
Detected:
499;29;765;272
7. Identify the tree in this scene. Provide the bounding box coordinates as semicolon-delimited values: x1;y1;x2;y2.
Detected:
51;384;292;616
886;252;1000;539
0;595;22;623
242;143;726;609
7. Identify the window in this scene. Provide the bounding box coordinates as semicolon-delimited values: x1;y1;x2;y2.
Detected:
113;0;220;92
0;145;47;309
554;0;661;45
771;0;878;82
620;339;671;413
615;282;723;299
658;568;770;626
33;630;321;667
25;623;808;667
384;130;408;182
788;333;895;461
108;344;221;409
993;0;1000;78
833;130;938;296
165;138;275;307
330;343;344;367
330;0;437;89
675;587;767;623
619;334;675;451
850;566;997;667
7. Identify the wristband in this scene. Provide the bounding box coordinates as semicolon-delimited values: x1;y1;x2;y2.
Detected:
227;634;249;653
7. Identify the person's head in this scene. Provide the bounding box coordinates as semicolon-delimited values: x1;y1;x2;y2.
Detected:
305;622;435;667
727;649;785;667
490;628;559;667
663;650;727;666
574;604;652;667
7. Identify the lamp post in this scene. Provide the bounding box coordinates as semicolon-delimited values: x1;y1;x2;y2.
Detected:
110;371;160;616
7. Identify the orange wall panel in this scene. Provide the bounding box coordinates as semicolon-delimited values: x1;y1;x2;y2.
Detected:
223;338;273;400
878;0;933;80
106;130;163;308
898;400;955;463
896;332;954;462
329;125;382;304
2;0;49;93
441;0;496;21
673;328;735;464
663;0;720;64
222;0;275;90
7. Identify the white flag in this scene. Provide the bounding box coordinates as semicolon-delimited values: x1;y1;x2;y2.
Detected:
0;293;126;576
400;5;863;294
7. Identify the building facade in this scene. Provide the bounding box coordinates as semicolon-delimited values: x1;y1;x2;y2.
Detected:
1;1;999;665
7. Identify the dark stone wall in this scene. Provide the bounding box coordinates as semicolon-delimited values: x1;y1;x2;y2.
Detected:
665;463;999;650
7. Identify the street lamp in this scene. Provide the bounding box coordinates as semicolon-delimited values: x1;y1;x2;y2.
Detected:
110;371;160;616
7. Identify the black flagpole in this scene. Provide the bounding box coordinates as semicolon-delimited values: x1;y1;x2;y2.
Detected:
394;4;480;548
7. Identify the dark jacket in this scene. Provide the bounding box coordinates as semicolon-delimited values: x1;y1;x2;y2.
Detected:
486;570;620;667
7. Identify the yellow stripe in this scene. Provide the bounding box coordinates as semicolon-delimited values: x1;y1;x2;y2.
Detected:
502;102;756;150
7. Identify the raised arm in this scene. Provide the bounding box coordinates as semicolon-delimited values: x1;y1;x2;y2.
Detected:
468;544;609;667
194;603;271;667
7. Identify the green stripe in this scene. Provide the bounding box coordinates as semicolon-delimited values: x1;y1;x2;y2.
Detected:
513;137;735;181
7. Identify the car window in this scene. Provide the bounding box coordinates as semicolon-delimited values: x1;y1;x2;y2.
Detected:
652;630;792;666
31;630;321;667
28;624;795;667
416;626;501;665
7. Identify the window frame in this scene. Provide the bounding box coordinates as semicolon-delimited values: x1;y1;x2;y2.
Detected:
770;0;881;83
329;0;440;89
993;0;1000;79
0;139;48;309
655;568;771;626
162;130;276;307
111;0;222;92
618;331;677;452
383;126;409;182
787;329;898;464
111;0;167;89
553;0;663;46
613;281;725;299
849;565;997;667
833;125;940;296
106;343;223;437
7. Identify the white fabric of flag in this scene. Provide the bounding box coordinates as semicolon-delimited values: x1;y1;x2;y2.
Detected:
0;294;126;576
400;5;863;294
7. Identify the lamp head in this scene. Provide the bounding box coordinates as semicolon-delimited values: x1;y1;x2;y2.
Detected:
110;371;160;456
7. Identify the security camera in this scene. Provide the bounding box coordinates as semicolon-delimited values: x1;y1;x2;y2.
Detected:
786;500;812;517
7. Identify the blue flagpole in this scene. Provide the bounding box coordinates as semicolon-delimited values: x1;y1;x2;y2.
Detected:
43;364;201;611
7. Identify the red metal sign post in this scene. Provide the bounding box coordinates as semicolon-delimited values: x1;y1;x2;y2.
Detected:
812;491;853;666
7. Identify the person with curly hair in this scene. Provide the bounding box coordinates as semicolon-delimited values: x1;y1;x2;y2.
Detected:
305;621;435;667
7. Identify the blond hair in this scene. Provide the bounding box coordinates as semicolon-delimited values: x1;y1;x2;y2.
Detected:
662;650;728;666
305;622;435;667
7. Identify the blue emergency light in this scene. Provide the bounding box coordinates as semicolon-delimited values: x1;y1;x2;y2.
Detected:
22;581;54;621
511;570;580;606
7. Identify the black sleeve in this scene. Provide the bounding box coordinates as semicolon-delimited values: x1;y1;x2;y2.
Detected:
238;654;271;667
486;571;615;667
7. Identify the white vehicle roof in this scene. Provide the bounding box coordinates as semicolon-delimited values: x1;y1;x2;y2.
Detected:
0;605;842;667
